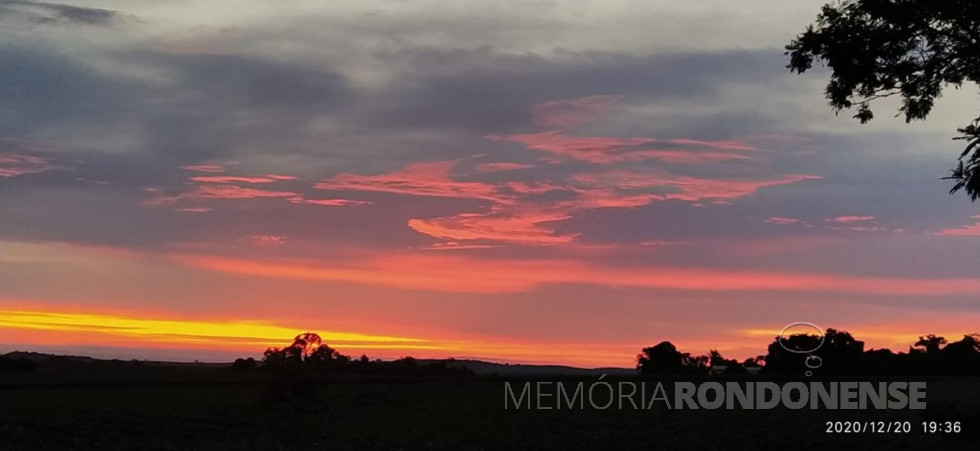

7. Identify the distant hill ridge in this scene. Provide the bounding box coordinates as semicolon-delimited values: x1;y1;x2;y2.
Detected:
2;351;635;376
423;358;636;377
1;351;227;367
4;351;98;362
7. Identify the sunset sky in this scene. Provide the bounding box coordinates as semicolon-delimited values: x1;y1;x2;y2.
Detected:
2;0;980;368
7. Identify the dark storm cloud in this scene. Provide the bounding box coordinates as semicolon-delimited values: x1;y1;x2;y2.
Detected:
362;47;787;135
141;52;350;110
0;43;350;163
2;30;787;172
0;40;361;248
0;0;126;26
0;45;138;130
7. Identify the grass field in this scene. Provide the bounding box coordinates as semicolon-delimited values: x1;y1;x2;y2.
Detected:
2;363;978;450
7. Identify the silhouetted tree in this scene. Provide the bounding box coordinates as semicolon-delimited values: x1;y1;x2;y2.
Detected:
232;357;257;371
708;350;724;367
638;341;708;375
306;343;351;370
289;332;322;360
258;333;336;404
787;0;980;199
709;349;747;375
762;328;863;375
761;332;823;375
637;329;978;377
261;347;289;370
683;354;709;374
743;356;765;368
914;334;947;355
938;334;980;375
261;332;332;371
638;342;683;375
254;332;474;383
860;348;898;374
821;328;865;373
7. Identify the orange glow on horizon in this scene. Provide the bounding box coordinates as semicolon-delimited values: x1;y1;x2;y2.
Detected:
2;308;978;368
172;252;980;296
0;309;642;367
0;310;423;348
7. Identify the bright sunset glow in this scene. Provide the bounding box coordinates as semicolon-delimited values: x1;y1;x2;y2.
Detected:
0;307;651;367
2;0;980;369
0;310;423;346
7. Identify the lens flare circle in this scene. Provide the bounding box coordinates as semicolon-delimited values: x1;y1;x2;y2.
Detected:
804;355;823;369
777;321;825;354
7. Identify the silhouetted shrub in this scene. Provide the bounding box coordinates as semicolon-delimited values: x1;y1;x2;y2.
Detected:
232;357;257;371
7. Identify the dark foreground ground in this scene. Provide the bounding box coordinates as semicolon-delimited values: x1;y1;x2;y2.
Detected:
1;361;978;450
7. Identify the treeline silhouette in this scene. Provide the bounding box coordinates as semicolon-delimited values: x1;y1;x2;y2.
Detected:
245;333;472;404
638;329;980;376
242;332;472;377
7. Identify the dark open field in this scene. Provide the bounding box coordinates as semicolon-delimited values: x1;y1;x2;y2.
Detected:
1;359;978;450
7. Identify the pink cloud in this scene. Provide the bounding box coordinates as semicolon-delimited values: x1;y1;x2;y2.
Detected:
821;216;898;233
0;153;53;178
315;161;499;200
408;211;577;244
667;175;820;201
826;215;875;223
175;207;212;213
489;99;765;164
148;187;367;209
530;95;623;129
472;162;537;173
181;164;226;173
145;170;342;209
182;185;296;200
570;171;821;202
626;150;754;164
485;131;657;163
317;162;579;244
311;157;819;245
525;95;759;154
764;217;802;225
247;235;287;246
317;162;657;244
423;242;498;251
189;175;296;184
144;185;299;206
842;226;891;232
404;184;664;245
657;138;757;151
503;181;569;195
564;187;662;208
306;97;820;245
638;240;685;247
486;131;760;165
290;198;372;207
937;216;980;237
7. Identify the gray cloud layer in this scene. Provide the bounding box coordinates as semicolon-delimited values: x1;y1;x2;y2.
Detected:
1;0;978;276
